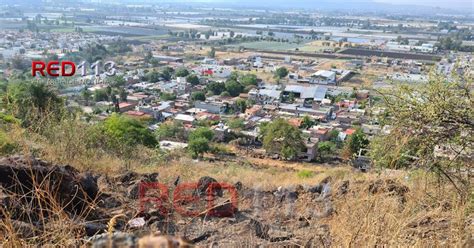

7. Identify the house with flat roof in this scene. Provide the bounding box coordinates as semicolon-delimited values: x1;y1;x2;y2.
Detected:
282;85;328;102
174;114;195;124
311;70;336;84
194;101;227;114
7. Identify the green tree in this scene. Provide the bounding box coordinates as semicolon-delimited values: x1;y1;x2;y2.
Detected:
186;75;200;86
300;115;314;129
146;70;161;82
161;67;174;81
108;76;126;88
261;118;304;160
118;88;128;102
188;127;214;158
206;81;226;95
369;75;473;198
235;98;247;113
188;137;210;158
3;81;63;126
81;89;92;105
155;121;185;141
343;128;369;158
94;88;109;102
275;67;289;79
328;129;342;147
240;74;258;87
318;141;336;161
208;47;216;58
160;92;176;101
107;40;132;54
175;68;190;77
227;117;245;129
144;51;153;63
102;114;157;147
191;91;206;101
225;80;243;97
189;127;214;141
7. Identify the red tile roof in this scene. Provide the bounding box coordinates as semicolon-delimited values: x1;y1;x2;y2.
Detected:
345;128;356;135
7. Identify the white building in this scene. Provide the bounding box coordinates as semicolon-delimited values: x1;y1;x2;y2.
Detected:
311;70;336;84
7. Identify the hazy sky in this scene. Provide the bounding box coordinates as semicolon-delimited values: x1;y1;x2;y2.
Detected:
200;0;473;11
374;0;473;9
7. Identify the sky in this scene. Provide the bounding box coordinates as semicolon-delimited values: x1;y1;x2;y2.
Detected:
184;0;473;12
374;0;473;10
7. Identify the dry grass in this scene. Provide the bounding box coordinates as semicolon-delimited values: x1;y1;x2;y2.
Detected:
0;172;91;247
134;154;352;190
1;117;472;247
327;172;472;247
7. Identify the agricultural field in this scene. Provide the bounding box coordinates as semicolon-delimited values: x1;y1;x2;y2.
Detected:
227;41;306;52
89;26;169;37
298;40;349;52
49;27;99;33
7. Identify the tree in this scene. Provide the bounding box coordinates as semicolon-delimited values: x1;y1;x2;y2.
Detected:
144;51;153;63
186;75;200;86
79;43;108;63
175;68;190;77
11;56;28;71
81;89;92;105
188;127;214;158
102;113;157;148
300;115;314;129
343;128;368;158
275;67;289;79
220;91;230;97
208;47;216;58
161;67;174;81
118;88;128;102
206;81;226;95
229;30;235;38
318;141;336;161
261;118;304;160
94;88;109;102
188;137;210;159
146;70;161;82
155;121;185;141
189;127;214;141
109;76;126;88
225;80;243;97
240;74;258;87
227;118;245;129
235;98;247;113
328;129;341;146
191;91;206;101
369;75;473;198
107;40;132;54
4;81;63;126
160;92;176;101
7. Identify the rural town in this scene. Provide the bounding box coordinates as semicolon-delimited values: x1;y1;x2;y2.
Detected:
0;0;472;247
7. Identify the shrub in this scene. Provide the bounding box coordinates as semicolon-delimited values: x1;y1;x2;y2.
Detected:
297;169;314;179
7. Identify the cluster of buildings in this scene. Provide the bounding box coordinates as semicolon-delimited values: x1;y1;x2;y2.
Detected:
3;29;468;163
385;41;435;53
71;51;380;162
0;30;117;60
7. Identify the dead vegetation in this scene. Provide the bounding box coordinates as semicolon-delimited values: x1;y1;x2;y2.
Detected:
0;155;472;247
0;117;472;247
